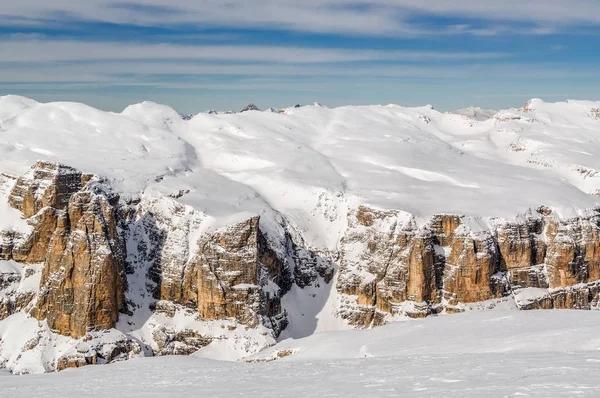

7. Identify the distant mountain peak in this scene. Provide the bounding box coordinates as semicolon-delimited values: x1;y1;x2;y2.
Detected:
240;103;261;112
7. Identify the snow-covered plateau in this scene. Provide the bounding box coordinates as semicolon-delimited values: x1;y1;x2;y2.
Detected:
1;95;600;395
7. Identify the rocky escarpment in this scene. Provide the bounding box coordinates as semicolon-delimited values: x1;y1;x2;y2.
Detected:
0;162;127;337
195;217;291;329
2;160;600;372
121;196;294;341
0;162;296;340
0;162;304;372
337;205;600;326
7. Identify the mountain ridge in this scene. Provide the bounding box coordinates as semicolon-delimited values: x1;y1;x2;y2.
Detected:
1;95;600;373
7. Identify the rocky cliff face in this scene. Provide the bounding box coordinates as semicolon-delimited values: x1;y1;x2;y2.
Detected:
0;162;294;339
337;205;600;326
121;195;293;336
32;180;127;338
2;161;600;373
1;162;300;372
1;162;127;337
195;216;290;329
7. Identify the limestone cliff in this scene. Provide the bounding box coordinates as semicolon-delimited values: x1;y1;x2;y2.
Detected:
121;196;292;338
0;162;298;371
32;180;127;338
195;217;290;328
1;162;127;337
337;205;600;325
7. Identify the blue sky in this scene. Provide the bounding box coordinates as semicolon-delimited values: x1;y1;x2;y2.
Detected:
1;0;599;113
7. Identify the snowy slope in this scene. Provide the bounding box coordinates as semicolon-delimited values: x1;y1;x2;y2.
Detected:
0;96;191;196
2;95;600;226
1;310;599;397
249;303;600;361
453;106;497;121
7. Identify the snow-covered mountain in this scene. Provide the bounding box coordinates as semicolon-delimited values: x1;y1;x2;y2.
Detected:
1;94;600;374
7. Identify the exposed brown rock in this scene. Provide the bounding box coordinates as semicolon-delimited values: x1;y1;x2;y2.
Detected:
8;161;92;219
0;163;129;338
442;229;504;305
338;207;439;325
339;206;600;326
0;264;39;320
25;176;127;338
5;159;600;372
497;220;545;271
56;355;96;371
115;195;294;335
514;281;600;310
195;217;288;328
0;298;9;321
10;207;59;263
152;327;212;356
55;334;142;371
544;216;600;289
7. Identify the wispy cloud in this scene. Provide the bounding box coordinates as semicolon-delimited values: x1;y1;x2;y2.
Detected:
0;38;509;64
2;1;598;36
1;58;598;88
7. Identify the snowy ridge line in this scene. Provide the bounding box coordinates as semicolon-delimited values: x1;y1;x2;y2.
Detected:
1;95;600;221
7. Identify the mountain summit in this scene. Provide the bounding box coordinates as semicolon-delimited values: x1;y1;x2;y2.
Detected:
240;103;261;112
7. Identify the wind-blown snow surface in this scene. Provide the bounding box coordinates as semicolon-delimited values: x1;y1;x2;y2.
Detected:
1;310;599;397
2;95;600;229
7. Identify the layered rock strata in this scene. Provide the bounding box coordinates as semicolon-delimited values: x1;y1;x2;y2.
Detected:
337;205;600;325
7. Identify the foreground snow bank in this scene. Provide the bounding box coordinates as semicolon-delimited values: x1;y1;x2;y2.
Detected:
1;310;599;397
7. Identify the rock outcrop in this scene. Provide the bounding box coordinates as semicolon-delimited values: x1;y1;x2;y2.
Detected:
0;162;300;372
195;216;290;329
0;263;40;320
123;197;292;335
32;180;127;338
337;206;438;325
240;103;260;112
338;205;600;326
1;162;127;338
55;331;143;371
152;327;212;356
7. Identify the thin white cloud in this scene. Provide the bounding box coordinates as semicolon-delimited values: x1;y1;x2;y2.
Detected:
0;39;508;63
1;1;598;36
1;58;598;88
